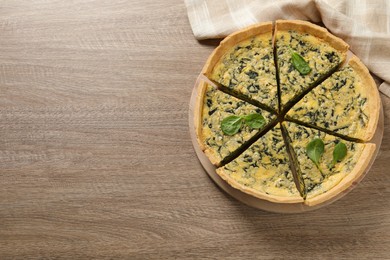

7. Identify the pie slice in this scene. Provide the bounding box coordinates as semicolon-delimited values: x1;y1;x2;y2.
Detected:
195;82;276;167
275;20;349;112
202;22;279;113
216;124;303;203
282;121;375;206
286;56;380;142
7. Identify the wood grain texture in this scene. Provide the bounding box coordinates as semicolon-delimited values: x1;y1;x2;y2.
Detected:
0;0;389;259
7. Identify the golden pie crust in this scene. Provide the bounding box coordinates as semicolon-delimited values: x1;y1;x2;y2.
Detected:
202;22;273;78
275;20;349;55
216;167;304;204
348;56;381;141
194;81;220;164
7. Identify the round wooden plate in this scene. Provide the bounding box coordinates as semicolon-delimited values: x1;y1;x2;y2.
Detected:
189;74;384;213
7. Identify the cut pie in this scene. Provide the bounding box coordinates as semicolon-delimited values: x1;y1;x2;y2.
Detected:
286;56;380;141
282;121;376;206
202;22;279;112
274;20;349;112
193;20;380;209
194;81;276;167
216;124;303;203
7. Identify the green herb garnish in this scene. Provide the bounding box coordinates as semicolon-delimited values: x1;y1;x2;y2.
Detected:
291;52;311;75
221;113;266;135
306;138;325;174
329;142;347;168
242;114;266;129
221;115;243;135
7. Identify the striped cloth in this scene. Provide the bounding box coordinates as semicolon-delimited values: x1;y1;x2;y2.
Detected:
185;0;390;97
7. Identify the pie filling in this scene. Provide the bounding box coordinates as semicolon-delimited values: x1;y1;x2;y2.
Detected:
217;125;301;201
210;33;279;113
282;121;369;203
286;61;374;141
276;29;344;112
199;83;276;166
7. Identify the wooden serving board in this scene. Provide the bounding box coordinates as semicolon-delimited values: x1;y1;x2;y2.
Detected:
189;74;384;213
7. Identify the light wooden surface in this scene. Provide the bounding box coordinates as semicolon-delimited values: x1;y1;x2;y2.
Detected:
0;0;389;259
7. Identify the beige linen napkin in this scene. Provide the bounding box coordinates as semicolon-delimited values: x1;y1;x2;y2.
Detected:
185;0;390;97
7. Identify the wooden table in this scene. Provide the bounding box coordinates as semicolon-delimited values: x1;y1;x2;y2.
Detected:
0;1;389;259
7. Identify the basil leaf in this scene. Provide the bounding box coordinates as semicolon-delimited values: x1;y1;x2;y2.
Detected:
243;114;266;129
306;138;325;167
291;52;311;75
221;116;243;135
330;142;347;168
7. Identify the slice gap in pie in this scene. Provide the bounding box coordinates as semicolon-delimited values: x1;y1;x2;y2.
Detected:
195;81;277;167
274;20;349;113
282;121;376;206
202;22;279;113
285;55;380;142
280;124;307;199
216;124;303;203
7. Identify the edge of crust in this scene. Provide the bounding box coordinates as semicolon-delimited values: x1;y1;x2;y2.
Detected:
201;22;273;77
275;20;349;54
194;81;222;166
348;56;381;141
194;80;207;151
215;167;304;204
305;143;376;206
